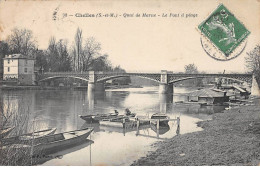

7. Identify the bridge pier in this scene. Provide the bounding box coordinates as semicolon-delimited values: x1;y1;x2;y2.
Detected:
159;83;173;94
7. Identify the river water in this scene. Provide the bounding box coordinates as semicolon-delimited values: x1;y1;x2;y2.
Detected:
0;86;227;166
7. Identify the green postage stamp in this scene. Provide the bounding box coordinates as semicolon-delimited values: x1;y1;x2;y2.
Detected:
198;4;250;58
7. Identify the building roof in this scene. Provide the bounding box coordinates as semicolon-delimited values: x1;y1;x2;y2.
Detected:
3;54;35;60
188;88;226;98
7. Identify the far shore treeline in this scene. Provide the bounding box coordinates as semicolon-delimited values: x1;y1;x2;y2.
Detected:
0;27;130;85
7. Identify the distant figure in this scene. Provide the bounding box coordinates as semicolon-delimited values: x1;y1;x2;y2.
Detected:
114;110;119;115
125;108;131;116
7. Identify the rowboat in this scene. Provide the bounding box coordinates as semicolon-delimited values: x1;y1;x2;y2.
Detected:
150;123;170;135
95;111;119;120
1;128;56;146
100;117;136;128
3;128;94;156
0;127;14;139
150;114;170;126
79;110;119;123
79;115;100;123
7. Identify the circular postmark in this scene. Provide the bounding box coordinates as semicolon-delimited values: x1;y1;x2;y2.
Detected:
200;35;247;61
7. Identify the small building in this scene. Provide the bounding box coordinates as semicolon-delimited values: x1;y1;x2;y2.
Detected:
188;88;229;104
3;54;36;85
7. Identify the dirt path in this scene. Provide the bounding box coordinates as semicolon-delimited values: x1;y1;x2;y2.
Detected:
132;98;260;166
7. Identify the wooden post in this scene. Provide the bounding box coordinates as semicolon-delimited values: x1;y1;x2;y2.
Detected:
177;117;180;126
176;117;180;135
157;119;160;130
123;118;126;129
136;119;140;136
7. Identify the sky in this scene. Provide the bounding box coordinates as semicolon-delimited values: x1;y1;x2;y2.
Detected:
0;0;259;73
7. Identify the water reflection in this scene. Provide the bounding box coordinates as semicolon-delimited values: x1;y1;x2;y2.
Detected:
159;94;173;114
0;87;227;166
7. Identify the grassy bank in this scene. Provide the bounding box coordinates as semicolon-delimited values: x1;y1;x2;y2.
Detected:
132;97;260;166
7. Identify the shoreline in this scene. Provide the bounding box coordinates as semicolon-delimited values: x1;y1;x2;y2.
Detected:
132;97;260;166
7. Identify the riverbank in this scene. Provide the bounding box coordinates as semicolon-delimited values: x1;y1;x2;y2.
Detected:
132;97;260;166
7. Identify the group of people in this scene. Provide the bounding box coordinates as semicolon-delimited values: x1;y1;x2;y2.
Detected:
113;108;133;116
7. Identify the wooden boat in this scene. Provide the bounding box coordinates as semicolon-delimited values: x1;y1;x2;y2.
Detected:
96;111;119;120
100;117;136;128
1;128;56;146
124;108;136;117
150;113;170;127
150;123;170;135
79;115;100;123
3;128;94;156
79;110;120;123
0;127;14;139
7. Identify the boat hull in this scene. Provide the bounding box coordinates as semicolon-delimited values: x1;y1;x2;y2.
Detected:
150;120;169;127
100;120;137;128
0;127;14;139
79;115;100;123
1;128;57;146
33;128;93;155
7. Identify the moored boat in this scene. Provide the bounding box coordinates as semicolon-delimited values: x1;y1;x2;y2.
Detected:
0;127;14;139
80;110;120;123
150;123;170;135
79;115;100;123
100;116;136;128
150;113;170;127
1;128;56;146
124;108;136;117
3;127;94;156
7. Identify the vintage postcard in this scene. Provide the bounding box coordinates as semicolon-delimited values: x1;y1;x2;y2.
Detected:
0;0;259;166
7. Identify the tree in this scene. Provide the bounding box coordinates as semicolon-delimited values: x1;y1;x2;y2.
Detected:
91;54;113;71
184;63;198;74
6;28;37;56
112;65;131;85
56;39;71;71
0;41;10;78
35;49;47;73
46;37;71;72
184;63;202;86
82;37;101;71
46;36;59;72
74;27;83;72
245;45;260;87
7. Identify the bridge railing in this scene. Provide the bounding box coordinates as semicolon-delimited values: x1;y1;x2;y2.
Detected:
39;71;252;76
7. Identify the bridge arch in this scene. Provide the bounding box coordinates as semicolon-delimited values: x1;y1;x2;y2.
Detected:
38;76;89;82
96;75;161;83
